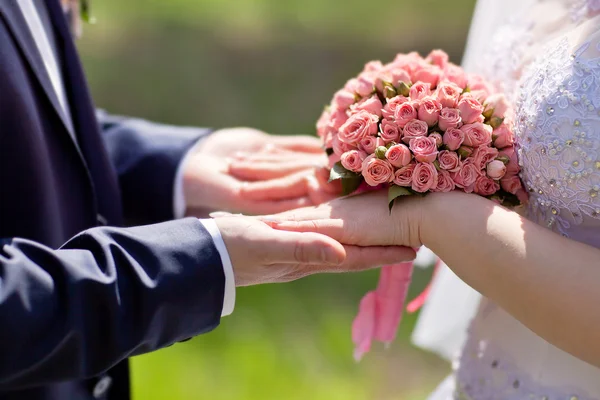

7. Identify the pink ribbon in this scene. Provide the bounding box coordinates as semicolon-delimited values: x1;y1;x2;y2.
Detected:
351;256;442;360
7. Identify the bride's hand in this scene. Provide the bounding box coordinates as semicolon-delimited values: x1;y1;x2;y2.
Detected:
262;190;426;249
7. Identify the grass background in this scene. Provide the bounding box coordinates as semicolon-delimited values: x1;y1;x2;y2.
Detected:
76;1;477;398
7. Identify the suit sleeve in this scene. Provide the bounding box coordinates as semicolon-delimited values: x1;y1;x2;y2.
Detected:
96;110;213;224
0;218;225;390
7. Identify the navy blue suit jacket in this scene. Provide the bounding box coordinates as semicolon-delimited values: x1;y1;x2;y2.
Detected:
0;0;226;398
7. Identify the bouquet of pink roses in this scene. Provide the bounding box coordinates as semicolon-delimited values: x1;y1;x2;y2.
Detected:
316;50;527;360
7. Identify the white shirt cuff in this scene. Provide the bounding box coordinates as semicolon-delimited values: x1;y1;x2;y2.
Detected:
198;219;236;317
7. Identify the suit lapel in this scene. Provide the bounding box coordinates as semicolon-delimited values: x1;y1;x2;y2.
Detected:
0;0;77;142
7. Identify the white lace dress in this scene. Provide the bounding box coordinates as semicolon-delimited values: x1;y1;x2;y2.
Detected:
425;0;600;398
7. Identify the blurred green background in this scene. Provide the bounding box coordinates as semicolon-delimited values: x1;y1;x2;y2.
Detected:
77;1;477;399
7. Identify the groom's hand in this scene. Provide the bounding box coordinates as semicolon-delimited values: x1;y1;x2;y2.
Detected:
183;127;340;216
213;216;417;286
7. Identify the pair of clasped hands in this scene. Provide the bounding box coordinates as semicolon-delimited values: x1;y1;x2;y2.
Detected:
183;127;425;287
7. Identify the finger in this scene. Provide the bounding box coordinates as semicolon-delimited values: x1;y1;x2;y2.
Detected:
269;230;346;265
232;152;326;162
242;197;313;215
307;245;417;274
272;135;324;153
239;171;310;201
263;218;360;245
307;174;341;205
228;160;324;181
315;166;343;195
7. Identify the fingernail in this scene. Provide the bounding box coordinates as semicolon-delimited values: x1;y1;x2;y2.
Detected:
324;247;344;265
209;211;245;218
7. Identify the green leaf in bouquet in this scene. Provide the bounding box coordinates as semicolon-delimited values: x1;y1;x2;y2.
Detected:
396;82;411;97
341;176;363;196
388;185;413;212
488;116;504;129
329;162;359;182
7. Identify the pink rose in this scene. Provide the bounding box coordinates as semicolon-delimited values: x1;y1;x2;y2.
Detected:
486;159;507;180
316;109;331;139
474;175;500;196
425;49;449;69
393;163;416;186
472;146;499;169
392;52;423;73
457;95;484;124
443;64;468;88
438;108;462;131
437;150;460;171
359;135;384;154
500;174;523;194
492;124;515;148
333;89;356;109
461;122;493;147
451;159;480;193
429;132;443;147
484;93;510;118
350;95;383;117
328;153;341;169
389;68;412;87
433;169;456;192
409;82;432;100
464;90;488;105
374;71;394;93
401;119;429;144
385;143;412;167
417;96;442;127
329;108;349;130
436;82;462;108
356;73;376;97
442;127;465;151
412;64;443;88
409;136;439;163
332;134;355;156
362;155;394;186
344;78;359;93
379;119;400;143
363;60;383;73
411;162;439;193
468;74;495;98
382;95;409;120
498;147;519;175
338;110;379;144
394;101;418;128
341;150;367;172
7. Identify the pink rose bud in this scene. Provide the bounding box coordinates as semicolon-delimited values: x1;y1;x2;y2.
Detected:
429;132;443;147
409;136;439;163
451;159;480;193
402;119;429;144
379;119;400;143
363;60;384;73
333;89;357;109
375;146;388;159
350;95;384;118
500;174;523;194
492;124;515;149
362;154;394;186
443;127;465;151
394;101;418;128
409;82;432;100
443;64;468;89
472;146;499;169
435;82;462;108
359;135;384;154
417;96;442;127
486;160;507;180
432;169;456;192
457;95;484;124
393;163;416;186
425;49;450;69
499;147;519;175
437;150;460;171
411;162;439;193
341;150;367;172
457;146;474;158
339;110;380;144
412;64;443;88
385;144;412;167
465;90;489;104
382;83;398;99
356;73;377;97
344;78;359;93
468;74;495;98
397;82;411;97
390;69;412;87
438;108;462;131
382;95;409;120
484;93;510;119
461;122;493;147
474;175;500;196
